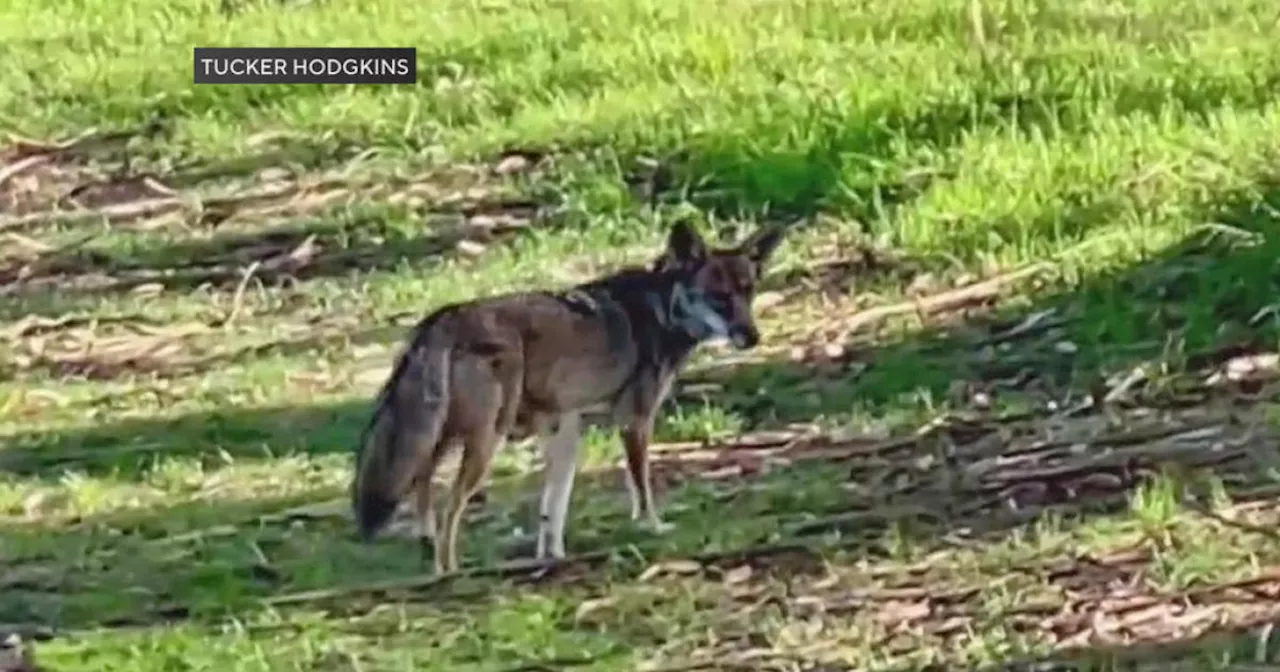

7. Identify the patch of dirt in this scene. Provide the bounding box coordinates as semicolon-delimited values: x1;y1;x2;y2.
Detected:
619;370;1280;669
0;124;164;219
668;544;1280;670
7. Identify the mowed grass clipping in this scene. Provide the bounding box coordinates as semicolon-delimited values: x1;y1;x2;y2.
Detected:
6;0;1280;670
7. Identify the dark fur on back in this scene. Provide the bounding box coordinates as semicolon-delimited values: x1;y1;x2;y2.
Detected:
568;264;700;390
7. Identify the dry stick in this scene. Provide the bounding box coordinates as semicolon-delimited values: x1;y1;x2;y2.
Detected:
6;124;150;157
260;532;894;615
837;230;1119;346
971;424;1233;486
840;263;1050;333
974;308;1067;349
0;231;105;294
0;313;164;340
0;197;184;232
222;260;262;330
771;262;1053;358
1182;496;1280;544
0;154;50;187
0;178;313;233
698;263;1053;371
1;232;54;254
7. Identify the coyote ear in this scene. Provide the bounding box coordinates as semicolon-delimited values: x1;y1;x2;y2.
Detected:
739;223;787;276
663;219;708;266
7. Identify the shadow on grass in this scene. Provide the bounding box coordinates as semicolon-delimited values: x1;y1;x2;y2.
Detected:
0;206;544;328
699;176;1280;429
0;398;370;479
7;219;488;294
6;171;1280;484
0;128;545;324
0;491;351;632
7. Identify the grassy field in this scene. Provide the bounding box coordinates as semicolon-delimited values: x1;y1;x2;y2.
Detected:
6;0;1280;669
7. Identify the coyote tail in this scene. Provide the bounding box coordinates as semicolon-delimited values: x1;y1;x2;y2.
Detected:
351;311;454;540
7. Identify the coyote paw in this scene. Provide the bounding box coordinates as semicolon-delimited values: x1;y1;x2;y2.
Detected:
535;530;567;562
535;548;566;562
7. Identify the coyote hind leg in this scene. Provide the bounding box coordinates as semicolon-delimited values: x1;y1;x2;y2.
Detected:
411;441;450;565
437;424;499;574
434;351;523;574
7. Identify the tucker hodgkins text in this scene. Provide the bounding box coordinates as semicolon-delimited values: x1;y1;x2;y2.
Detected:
193;47;417;85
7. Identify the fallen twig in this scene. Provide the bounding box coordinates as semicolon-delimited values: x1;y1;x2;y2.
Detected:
827;263;1050;337
221;260;262;329
0;155;51;189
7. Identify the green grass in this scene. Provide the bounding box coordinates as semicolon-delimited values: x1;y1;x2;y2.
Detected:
6;0;1280;669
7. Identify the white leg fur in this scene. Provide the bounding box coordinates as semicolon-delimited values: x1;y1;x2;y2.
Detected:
536;413;582;560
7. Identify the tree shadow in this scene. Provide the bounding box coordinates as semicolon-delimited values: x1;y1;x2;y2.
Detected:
0;397;370;480
4;212;531;297
0;318;412;384
0;199;545;330
0;125;547;324
0;491;350;634
693;175;1280;429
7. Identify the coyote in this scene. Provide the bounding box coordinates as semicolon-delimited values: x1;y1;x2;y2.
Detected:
351;219;788;574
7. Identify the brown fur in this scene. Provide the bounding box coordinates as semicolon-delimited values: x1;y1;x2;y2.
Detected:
351;219;788;573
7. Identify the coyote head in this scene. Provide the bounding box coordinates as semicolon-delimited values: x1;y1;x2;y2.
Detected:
654;219;788;350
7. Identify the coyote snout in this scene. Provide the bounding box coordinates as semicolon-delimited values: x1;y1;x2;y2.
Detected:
351;218;789;574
